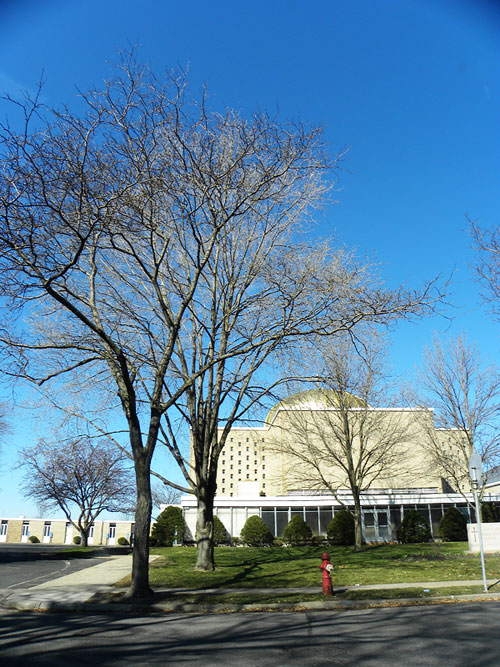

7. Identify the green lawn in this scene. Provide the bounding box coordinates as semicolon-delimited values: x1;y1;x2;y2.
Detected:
130;543;500;590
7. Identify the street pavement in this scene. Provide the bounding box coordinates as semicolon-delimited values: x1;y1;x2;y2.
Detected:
2;603;500;665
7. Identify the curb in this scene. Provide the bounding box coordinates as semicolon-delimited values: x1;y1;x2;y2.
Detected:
3;591;500;615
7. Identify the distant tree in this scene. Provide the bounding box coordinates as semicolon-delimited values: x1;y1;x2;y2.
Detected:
151;484;181;514
239;515;273;546
415;334;500;504
19;438;134;547
277;334;415;550
150;506;186;547
397;510;431;544
439;507;467;541
283;515;313;545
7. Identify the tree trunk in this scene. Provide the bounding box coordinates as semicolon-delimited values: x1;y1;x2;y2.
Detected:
80;532;88;548
353;490;363;552
195;483;216;571
126;449;154;598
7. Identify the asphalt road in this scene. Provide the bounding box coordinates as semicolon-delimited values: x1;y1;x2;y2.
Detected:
1;602;499;666
0;544;112;589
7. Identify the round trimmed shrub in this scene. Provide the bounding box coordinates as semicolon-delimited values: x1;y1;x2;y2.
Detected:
482;502;500;523
73;535;81;545
239;515;273;546
213;516;230;545
28;535;40;543
327;510;355;546
398;510;432;543
150;506;186;547
117;536;129;546
283;515;312;545
439;507;467;541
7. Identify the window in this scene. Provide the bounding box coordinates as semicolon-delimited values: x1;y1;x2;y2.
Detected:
246;474;249;479
0;520;7;536
109;524;116;539
22;522;29;537
43;522;51;538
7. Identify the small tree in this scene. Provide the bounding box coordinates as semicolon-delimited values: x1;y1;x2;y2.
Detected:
150;507;186;547
213;516;230;545
19;438;134;547
327;510;355;546
439;507;467;541
283;515;313;545
398;510;431;544
239;515;273;546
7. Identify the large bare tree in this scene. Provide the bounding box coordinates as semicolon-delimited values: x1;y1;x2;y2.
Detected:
0;51;442;581
271;336;414;550
415;333;500;501
19;438;134;546
0;52;345;590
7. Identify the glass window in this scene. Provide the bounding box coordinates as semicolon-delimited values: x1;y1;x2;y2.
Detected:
276;509;289;536
261;509;275;534
319;508;333;534
305;509;319;534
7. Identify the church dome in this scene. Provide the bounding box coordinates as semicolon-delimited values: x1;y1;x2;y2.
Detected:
265;388;367;424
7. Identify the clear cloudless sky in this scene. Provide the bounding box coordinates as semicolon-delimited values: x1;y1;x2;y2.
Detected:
0;0;499;518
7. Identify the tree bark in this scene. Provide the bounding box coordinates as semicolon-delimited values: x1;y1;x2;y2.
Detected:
195;482;216;571
352;490;363;552
126;449;154;598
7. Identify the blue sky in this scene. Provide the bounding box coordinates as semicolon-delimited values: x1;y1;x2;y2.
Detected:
0;0;499;518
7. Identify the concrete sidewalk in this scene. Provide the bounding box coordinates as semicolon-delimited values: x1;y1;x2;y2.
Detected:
1;555;500;613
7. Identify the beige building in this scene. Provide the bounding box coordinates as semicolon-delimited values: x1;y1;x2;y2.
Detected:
0;517;135;545
181;389;493;542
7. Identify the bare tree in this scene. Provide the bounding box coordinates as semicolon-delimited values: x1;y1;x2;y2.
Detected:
0;51;345;588
271;336;415;550
151;483;180;516
414;333;500;502
471;219;500;319
19;438;134;546
0;50;443;581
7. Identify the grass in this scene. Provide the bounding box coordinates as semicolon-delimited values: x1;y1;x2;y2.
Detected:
118;542;500;593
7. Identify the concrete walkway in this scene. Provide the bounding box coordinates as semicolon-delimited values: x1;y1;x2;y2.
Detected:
1;554;500;613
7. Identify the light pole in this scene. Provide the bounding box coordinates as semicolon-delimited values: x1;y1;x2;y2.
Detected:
469;449;488;593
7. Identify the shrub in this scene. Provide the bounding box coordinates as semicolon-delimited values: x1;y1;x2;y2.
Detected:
482;502;500;523
117;536;129;546
213;516;230;545
239;515;273;546
28;535;40;543
150;506;186;547
439;507;467;541
327;510;355;546
73;535;81;545
283;515;313;545
231;536;241;547
398;509;432;543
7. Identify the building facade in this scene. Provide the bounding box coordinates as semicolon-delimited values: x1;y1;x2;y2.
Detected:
182;389;497;541
0;517;135;545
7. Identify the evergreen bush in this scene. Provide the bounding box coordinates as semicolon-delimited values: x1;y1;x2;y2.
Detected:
439;507;467;541
117;536;129;546
283;515;313;545
327;510;355;546
397;509;432;543
213;515;230;545
28;535;40;543
73;535;81;545
150;506;186;547
239;515;273;546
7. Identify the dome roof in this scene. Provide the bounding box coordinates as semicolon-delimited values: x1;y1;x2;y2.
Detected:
265;388;367;424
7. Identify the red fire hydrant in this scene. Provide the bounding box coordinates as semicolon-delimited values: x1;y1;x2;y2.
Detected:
319;551;334;596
